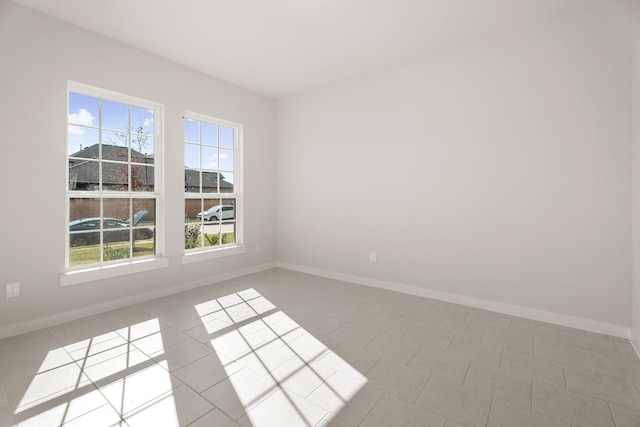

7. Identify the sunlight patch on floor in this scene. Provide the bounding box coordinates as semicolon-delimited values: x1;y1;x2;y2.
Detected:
13;318;172;426
196;288;367;426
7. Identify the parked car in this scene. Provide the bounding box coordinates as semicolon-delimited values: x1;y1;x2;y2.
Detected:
69;210;153;246
196;205;235;221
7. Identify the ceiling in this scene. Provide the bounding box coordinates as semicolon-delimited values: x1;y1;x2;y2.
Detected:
12;0;602;99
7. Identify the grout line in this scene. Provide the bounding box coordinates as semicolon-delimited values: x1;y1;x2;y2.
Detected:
414;374;433;406
354;389;385;427
485;396;495;426
461;359;473;385
187;408;216;426
607;402;618;427
443;334;456;352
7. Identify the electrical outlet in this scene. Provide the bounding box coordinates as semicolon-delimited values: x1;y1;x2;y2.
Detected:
255;243;261;252
6;282;19;298
370;252;377;263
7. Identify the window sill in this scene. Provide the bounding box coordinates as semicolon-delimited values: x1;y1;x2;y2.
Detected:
60;257;170;287
182;244;246;264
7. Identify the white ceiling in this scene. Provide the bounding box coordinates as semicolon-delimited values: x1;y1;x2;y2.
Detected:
13;0;602;99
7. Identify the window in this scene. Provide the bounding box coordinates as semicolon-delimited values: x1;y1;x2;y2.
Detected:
183;112;242;255
66;82;163;270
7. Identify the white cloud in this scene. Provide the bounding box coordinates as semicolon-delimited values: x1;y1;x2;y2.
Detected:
68;109;95;135
68;126;84;136
206;156;217;169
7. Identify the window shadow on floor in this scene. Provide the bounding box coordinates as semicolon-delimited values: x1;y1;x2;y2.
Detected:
0;269;374;427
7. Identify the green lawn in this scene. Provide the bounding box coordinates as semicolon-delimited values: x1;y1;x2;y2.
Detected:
69;240;155;266
70;231;235;266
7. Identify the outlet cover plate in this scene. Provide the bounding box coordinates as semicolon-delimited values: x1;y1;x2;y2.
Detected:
6;282;19;298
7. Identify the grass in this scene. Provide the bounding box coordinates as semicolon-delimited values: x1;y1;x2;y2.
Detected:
186;232;235;250
70;230;235;266
69;240;155;266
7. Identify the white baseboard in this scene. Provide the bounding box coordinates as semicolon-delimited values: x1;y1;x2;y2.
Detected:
276;262;632;340
0;262;277;340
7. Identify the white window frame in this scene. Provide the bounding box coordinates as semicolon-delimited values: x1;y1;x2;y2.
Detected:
182;111;245;264
61;81;167;286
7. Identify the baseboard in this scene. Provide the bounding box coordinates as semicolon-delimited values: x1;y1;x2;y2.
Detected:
0;262;277;340
276;262;631;339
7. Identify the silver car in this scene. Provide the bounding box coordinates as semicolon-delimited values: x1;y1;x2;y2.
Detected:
196;205;235;221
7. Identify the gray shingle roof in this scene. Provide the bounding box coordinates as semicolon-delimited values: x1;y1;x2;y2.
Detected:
69;143;232;192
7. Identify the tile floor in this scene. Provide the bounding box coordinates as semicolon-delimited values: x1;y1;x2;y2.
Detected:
0;268;639;427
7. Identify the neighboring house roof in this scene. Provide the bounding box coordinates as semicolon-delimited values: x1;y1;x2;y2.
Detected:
184;169;233;191
69;144;154;189
69;143;232;191
70;143;153;163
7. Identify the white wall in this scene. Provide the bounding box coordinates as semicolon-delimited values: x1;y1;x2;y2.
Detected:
0;1;277;333
277;3;632;327
632;0;640;348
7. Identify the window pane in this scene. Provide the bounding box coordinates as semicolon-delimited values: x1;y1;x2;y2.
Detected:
104;198;130;223
69;233;101;266
132;165;153;191
185;199;202;223
70;198;100;222
202;198;222;222
185;118;199;143
132;136;154;164
102;131;129;161
221;222;236;245
219;148;233;172
102;162;129;191
219;197;235;246
68;126;99;156
133;199;155;226
184;143;200;169
220;126;233;149
202;171;218;193
220;172;234;193
185;169;200;193
102;99;129;131
69;198;101;254
103;198;131;259
202;122;217;146
103;239;130;261
184;223;201;250
70;231;100;247
202;146;217;171
102;130;129;150
203;223;220;247
131;105;154;136
69;159;98;191
104;229;130;245
222;198;236;220
134;228;155;258
69;92;99;127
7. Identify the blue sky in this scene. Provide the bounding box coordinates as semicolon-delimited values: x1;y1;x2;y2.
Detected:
68;91;155;157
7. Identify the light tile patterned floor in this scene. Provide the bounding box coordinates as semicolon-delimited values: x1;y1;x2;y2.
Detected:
0;268;639;427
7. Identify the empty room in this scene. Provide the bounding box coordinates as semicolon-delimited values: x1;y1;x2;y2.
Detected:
2;0;640;426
